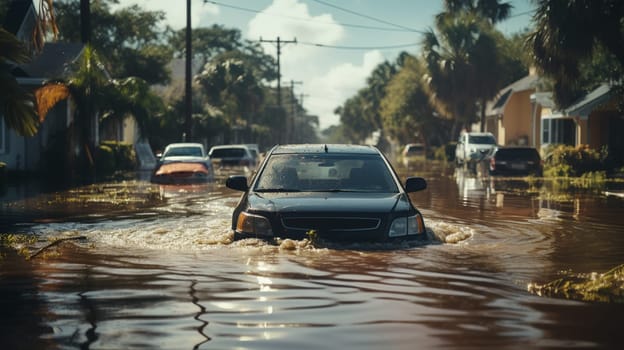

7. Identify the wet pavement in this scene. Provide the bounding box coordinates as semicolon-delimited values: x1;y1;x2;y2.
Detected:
1;163;624;349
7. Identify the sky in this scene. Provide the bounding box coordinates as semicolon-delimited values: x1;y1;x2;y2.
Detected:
113;0;535;130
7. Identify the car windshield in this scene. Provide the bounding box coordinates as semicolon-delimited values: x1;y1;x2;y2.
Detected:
163;146;203;157
469;135;497;145
407;145;424;153
211;148;247;158
255;154;398;193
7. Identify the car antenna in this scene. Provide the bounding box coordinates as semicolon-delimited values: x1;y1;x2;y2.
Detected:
324;144;328;153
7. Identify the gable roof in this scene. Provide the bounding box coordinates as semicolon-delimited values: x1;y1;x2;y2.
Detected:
486;75;540;116
12;42;84;79
564;83;614;118
2;0;32;35
3;0;38;49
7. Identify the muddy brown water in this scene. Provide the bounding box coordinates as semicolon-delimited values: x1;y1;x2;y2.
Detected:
1;163;624;349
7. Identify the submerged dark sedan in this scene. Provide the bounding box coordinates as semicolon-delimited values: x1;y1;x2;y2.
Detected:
488;147;543;177
226;144;427;242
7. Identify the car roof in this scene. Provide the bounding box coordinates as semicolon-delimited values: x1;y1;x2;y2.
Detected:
270;144;379;155
210;145;249;150
165;142;204;148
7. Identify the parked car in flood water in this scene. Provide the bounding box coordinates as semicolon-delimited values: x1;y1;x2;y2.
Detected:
455;132;497;166
488;147;543;177
151;143;214;184
225;144;428;242
208;144;257;168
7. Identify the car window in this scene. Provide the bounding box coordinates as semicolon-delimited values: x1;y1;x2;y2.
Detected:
468;135;496;145
164;146;203;157
211;148;247;158
407;145;424;153
255;154;398;192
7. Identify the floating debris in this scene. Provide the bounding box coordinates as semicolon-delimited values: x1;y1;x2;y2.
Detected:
528;264;624;303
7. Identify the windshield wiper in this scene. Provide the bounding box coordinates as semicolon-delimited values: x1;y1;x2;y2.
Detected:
255;188;301;193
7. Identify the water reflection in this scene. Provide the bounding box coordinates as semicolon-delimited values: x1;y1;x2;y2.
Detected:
1;163;624;349
190;280;211;349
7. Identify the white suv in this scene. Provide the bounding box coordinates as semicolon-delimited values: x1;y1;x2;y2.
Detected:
455;132;497;166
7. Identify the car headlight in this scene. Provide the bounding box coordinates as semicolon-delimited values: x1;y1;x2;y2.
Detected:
388;213;424;237
236;212;273;236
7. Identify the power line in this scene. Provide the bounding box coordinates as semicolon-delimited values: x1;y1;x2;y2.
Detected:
298;41;420;50
508;9;535;18
204;0;417;32
309;0;426;34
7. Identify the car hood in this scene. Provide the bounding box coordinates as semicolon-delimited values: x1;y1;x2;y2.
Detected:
247;192;411;214
162;156;208;163
155;162;208;175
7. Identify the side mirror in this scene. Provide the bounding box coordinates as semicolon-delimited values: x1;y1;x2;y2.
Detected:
226;175;248;192
405;177;427;193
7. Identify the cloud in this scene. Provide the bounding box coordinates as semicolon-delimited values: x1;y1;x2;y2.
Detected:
247;0;386;129
247;0;345;76
307;50;385;129
247;0;344;44
111;0;219;30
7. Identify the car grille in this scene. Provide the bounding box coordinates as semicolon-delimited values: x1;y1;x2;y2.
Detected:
281;217;381;232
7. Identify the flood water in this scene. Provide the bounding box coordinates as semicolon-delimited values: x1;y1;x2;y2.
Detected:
1;162;624;349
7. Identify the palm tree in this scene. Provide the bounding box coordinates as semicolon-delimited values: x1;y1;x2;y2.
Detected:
528;0;624;106
440;0;512;25
0;28;39;136
37;47;161;139
422;11;507;136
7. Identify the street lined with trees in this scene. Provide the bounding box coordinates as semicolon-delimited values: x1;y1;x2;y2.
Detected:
2;0;624;177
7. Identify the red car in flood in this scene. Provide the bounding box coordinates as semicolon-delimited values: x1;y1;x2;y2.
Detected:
151;143;214;184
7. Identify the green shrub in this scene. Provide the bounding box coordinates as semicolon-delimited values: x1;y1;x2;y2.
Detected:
543;144;607;177
100;141;137;171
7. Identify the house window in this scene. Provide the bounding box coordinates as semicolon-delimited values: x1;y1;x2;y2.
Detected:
542;118;575;146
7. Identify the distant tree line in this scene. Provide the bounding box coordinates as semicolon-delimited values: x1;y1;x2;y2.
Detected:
4;0;623;159
1;0;318;159
333;0;624;150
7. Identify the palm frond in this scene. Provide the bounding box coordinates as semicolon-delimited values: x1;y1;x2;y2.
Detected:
35;83;70;122
0;29;30;64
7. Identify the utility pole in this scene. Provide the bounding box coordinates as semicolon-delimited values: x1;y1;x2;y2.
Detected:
259;37;296;108
184;0;192;141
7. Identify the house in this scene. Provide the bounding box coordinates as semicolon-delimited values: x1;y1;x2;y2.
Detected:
485;69;623;165
1;0;85;172
534;84;624;164
485;74;541;147
1;43;85;172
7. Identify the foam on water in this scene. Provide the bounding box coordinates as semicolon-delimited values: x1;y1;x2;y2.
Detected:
426;220;475;244
29;215;474;254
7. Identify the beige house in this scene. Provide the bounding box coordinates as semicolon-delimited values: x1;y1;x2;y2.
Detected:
485;72;623;165
535;84;623;164
485;74;541;147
